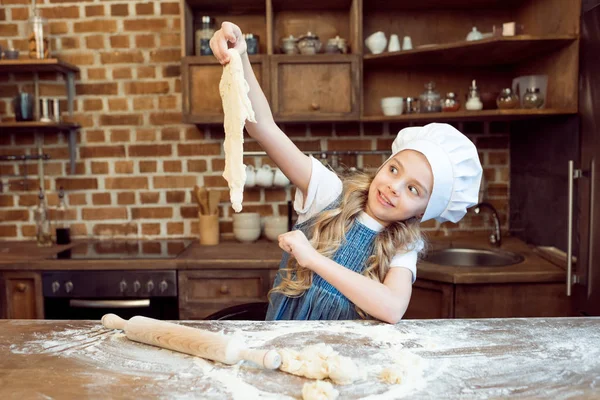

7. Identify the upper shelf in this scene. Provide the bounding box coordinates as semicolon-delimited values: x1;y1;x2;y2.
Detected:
363;35;577;67
0;122;80;132
364;0;522;10
0;59;79;74
361;109;578;123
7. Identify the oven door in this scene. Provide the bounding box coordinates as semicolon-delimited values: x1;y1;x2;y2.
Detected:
44;297;179;320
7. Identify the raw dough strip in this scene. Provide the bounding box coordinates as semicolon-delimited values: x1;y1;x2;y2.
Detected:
219;48;256;212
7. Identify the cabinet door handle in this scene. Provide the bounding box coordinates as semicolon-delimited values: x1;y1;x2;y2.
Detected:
16;283;26;292
310;102;320;111
587;158;595;298
568;160;582;296
219;285;230;294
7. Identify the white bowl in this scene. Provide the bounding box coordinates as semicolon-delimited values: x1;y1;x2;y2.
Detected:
233;227;261;242
381;96;404;106
264;216;288;230
382;103;404;116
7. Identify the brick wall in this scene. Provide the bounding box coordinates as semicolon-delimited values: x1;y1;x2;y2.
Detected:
0;0;510;241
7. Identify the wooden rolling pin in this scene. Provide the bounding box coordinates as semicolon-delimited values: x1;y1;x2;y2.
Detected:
101;313;281;369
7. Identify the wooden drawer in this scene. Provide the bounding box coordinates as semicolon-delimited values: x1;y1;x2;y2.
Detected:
179;270;272;320
271;54;360;121
1;272;44;319
181;55;269;124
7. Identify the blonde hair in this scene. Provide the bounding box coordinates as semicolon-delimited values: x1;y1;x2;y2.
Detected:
268;170;426;318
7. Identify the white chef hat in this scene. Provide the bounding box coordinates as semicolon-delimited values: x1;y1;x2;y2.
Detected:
386;123;483;223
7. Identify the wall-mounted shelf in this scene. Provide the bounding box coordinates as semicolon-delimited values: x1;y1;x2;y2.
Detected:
361;108;578;123
0;122;80;132
0;59;79;74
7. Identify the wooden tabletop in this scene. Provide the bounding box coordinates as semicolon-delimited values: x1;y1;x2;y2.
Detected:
1;317;598;399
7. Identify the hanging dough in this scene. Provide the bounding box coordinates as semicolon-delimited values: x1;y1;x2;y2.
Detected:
219;48;256;212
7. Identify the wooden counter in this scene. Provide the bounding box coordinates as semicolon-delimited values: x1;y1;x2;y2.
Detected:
1;317;598;399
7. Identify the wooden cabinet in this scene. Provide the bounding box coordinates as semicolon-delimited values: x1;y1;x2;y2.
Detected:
271;55;360;121
1;272;44;319
178;269;272;319
180;0;580;124
404;278;571;319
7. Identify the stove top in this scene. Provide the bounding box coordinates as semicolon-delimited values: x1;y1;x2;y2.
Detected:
48;239;193;260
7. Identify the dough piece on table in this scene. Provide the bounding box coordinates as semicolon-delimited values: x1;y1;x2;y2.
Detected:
302;380;339;400
379;349;425;385
278;343;359;385
219;48;256;213
379;367;403;384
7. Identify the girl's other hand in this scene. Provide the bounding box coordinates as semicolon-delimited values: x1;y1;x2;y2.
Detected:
278;231;319;269
209;21;247;65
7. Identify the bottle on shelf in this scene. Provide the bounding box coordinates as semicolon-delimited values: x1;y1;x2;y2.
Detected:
34;187;52;247
465;80;483;111
55;186;70;245
27;0;50;59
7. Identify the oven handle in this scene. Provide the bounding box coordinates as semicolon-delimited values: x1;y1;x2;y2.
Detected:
69;299;151;309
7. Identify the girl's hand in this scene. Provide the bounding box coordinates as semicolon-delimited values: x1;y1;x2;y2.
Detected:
210;21;247;65
278;231;320;270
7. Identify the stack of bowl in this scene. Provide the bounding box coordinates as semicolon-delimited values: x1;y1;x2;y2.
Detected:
381;97;404;116
232;213;261;242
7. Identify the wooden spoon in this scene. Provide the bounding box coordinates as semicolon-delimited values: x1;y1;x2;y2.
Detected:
196;186;209;215
208;190;220;215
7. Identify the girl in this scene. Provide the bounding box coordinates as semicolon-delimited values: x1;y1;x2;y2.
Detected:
210;22;482;324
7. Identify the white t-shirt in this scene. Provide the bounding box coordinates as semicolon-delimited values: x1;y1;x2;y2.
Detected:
294;156;422;283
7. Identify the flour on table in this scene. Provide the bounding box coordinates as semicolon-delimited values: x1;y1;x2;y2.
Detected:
302;380;339;400
219;48;256;213
278;343;361;385
379;350;424;384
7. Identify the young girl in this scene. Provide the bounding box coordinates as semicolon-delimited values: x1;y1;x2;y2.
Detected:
210;22;483;324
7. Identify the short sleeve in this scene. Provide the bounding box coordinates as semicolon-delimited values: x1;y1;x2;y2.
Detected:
389;239;425;284
294;156;343;225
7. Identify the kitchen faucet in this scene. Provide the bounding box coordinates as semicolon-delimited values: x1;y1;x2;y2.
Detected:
473;202;502;247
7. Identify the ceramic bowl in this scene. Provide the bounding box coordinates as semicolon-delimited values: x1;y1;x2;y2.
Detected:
233;227;261;242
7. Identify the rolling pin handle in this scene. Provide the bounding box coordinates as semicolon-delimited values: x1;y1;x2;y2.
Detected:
239;348;281;370
101;313;127;330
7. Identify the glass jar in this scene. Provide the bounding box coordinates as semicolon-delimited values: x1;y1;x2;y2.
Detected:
496;88;519;109
419;82;442;113
442;92;460;112
244;33;259;55
405;97;419;114
27;2;50;59
523;87;545;109
195;16;216;56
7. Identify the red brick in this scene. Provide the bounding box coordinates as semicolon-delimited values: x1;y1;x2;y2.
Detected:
124;18;167;31
49;21;69;34
58;53;95;66
56;178;98;190
140;192;160;204
124;81;169;95
110;129;130;142
117;192;136;205
74;20;117;33
160;2;179;15
135;34;155;48
108;98;128;111
100;51;144;64
82;207;127;220
160;33;180;47
131;207;172;219
0;226;17;237
99;114;142;126
85;5;105;17
163;65;180;78
153;175;196;189
114;160;134;174
83;98;103;111
139;161;157;173
166;191;185;203
184;126;205;140
137;66;156;79
41;6;79;19
93;223;138;236
86;130;105;142
135;3;155;15
149;49;179;63
136;129;156;141
91;161;109;174
0;23;18;36
163;160;181;172
142;223;161;235
177;143;220;156
87;68;106;80
62;114;94;128
112;67;132;79
133;97;154;110
77;83;118;96
181;206;200;219
167;222;183;235
86;35;105;49
80;145;126;158
105;177;148;190
128;144;172;157
21;225;36;237
109;35;129;48
203;175;228;188
69;193;87;205
0;195;14;207
61;36;79;50
158;95;177;109
149;112;182;125
161;127;180;141
92;193;112;205
111;4;129;16
11;7;29;20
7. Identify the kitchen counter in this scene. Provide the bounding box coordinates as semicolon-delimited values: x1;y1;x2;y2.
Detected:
1;317;598;399
0;235;565;285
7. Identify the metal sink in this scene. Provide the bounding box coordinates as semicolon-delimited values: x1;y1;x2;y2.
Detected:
424;248;525;267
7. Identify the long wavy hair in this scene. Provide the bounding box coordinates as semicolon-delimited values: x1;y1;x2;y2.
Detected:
268;168;426;318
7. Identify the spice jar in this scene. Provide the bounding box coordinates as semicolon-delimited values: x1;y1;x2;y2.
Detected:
523;87;545;109
28;0;50;59
244;33;259;55
195;16;216;56
442;92;460;112
297;32;322;55
419;82;442;113
405;97;419;114
496;88;519;109
465;80;483;111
